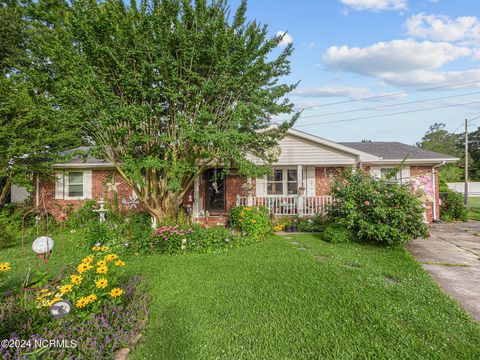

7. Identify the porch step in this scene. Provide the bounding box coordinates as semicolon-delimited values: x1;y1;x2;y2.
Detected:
195;216;228;227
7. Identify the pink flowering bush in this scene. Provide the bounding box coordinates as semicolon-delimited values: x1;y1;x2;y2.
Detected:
330;169;429;245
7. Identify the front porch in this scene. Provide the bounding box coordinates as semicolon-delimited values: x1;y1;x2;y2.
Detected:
236;195;334;216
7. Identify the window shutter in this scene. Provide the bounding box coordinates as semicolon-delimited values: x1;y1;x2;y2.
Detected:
401;167;410;183
306;167;316;196
255;176;267;196
55;172;65;200
83;170;93;199
370;167;381;179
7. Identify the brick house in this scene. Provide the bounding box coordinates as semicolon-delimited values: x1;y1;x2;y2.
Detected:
27;128;458;224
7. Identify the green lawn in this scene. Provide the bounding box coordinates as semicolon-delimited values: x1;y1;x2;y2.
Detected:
468;196;480;220
2;233;480;359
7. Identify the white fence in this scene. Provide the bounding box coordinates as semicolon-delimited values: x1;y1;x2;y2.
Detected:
447;182;480;196
236;195;334;216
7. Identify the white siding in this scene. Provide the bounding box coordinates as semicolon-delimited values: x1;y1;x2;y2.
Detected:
274;134;357;165
256;176;267;196
55;172;65;199
306;167;316;196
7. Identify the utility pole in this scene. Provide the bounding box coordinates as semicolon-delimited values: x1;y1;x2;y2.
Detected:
464;119;469;207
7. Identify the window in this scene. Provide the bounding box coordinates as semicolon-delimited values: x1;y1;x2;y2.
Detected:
267;169;283;195
267;169;297;195
381;169;401;184
68;172;84;197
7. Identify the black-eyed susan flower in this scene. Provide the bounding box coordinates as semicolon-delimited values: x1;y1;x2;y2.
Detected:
0;262;11;272
101;246;109;252
96;260;107;267
77;263;93;273
60;284;73;294
70;274;83;285
109;288;123;298
96;265;108;275
114;260;125;267
95;278;108;289
91;245;101;251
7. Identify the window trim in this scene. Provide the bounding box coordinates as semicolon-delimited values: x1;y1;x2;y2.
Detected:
66;171;85;200
266;167;298;196
380;168;402;184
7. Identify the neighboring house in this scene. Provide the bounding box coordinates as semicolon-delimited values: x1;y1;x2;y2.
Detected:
27;129;458;224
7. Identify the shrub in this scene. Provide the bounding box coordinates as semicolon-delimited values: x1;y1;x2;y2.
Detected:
272;217;292;232
330;169;429;245
229;206;271;240
322;224;354;244
296;214;326;232
440;190;467;222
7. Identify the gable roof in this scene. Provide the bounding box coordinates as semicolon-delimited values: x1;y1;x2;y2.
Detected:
339;142;458;161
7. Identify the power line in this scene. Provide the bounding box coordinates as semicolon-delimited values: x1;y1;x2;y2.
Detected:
293;100;480;128
294;79;480;110
295;91;480;120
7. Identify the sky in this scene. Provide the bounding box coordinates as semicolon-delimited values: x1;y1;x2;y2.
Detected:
230;0;480;144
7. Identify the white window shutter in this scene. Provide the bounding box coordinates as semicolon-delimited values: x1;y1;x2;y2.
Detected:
256;176;267;196
306;167;316;196
55;172;65;200
83;170;93;199
401;167;410;183
370;167;381;179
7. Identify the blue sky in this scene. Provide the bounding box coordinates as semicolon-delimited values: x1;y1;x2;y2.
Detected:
231;0;480;144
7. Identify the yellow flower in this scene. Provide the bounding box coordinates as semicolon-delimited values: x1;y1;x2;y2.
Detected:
77;263;93;274
240;211;245;216
251;219;257;223
245;207;252;211
0;262;11;272
86;294;97;303
70;274;83;285
109;288;123;298
40;288;50;294
81;255;94;263
104;254;119;262
49;297;62;306
96;265;108;274
95;278;108;289
114;260;125;267
101;246;110;252
91;246;101;251
60;284;73;294
96;260;107;267
76;297;88;308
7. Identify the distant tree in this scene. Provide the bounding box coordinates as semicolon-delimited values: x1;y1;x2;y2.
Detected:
417;123;463;182
51;0;298;222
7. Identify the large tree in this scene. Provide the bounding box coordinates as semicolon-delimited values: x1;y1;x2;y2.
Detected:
417;123;463;183
52;0;298;221
0;0;79;206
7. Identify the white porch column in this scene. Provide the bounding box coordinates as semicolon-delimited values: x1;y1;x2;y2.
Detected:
297;165;304;216
247;177;253;206
192;176;200;218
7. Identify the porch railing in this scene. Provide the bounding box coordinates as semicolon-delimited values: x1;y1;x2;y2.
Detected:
236;195;334;216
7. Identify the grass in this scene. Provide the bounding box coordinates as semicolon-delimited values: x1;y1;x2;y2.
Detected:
467;196;480;220
2;233;480;359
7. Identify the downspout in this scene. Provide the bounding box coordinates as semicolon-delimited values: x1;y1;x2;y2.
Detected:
432;161;445;221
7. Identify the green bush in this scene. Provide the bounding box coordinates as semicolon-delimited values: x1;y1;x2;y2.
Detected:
322;224;354;244
330;169;429;245
296;214;326;232
229;206;272;240
440;190;467;222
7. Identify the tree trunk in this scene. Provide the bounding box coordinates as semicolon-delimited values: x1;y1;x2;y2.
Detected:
141;191;184;226
0;177;12;207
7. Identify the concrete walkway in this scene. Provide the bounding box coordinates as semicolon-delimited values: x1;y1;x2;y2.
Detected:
406;221;480;321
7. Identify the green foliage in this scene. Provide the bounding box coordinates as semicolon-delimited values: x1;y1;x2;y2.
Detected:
150;224;244;255
330;169;429;245
322;224;354;244
229;206;272;240
296;214;327;232
440;190;468;222
0;0;80;205
48;0;298;221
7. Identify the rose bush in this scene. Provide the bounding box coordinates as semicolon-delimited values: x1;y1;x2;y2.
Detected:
329;169;429;245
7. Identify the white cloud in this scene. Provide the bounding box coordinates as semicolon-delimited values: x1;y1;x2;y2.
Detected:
276;31;293;47
292;86;370;98
308;42;316;49
379;69;480;87
340;0;407;11
405;13;480;43
323;39;472;76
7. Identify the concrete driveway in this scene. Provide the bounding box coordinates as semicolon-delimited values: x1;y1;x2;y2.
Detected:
407;221;480;321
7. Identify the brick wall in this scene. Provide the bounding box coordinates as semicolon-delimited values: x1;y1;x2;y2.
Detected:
37;170;141;218
410;166;437;223
315;167;343;195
